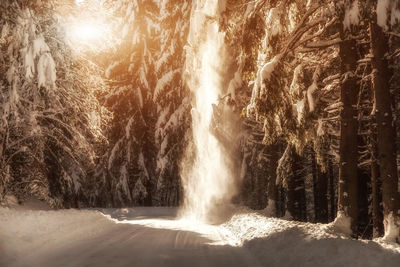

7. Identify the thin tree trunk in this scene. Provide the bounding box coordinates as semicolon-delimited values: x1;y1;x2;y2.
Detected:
370;128;384;237
370;76;384;238
358;168;371;238
370;18;400;240
266;142;279;216
284;144;297;219
287;146;306;221
337;25;359;236
313;155;328;223
328;161;336;221
312;153;318;222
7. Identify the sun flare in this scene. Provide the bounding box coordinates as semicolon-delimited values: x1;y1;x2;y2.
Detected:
71;23;102;42
63;0;116;52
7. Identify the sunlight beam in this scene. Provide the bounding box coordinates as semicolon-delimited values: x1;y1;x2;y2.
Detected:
180;1;236;224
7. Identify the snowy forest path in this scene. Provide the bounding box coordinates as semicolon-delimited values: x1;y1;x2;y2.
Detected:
0;207;263;267
1;206;400;267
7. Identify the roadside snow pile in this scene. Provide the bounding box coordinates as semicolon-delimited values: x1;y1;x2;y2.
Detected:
221;211;339;247
1;195;52;210
0;207;115;266
221;211;400;267
330;210;352;235
99;206;178;220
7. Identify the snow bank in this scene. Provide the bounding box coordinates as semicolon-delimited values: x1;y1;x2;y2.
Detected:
263;199;276;216
0;207;114;266
221;210;400;266
382;212;400;243
330;210;352;235
1;195;51;210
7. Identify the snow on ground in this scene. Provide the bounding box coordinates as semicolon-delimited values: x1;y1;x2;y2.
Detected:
221;210;400;266
0;202;399;267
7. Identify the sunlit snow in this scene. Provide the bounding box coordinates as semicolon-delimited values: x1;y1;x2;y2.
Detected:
1;204;399;267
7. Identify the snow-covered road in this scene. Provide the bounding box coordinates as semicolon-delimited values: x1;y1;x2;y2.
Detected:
1;204;399;267
0;206;260;267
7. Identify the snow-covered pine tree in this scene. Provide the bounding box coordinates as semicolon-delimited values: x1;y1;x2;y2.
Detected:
152;0;191;206
100;0;193;207
223;0;342;218
276;143;307;221
368;0;400;242
0;0;108;207
99;0;160;206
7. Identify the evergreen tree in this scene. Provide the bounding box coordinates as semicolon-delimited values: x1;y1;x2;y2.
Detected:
0;0;108;207
369;0;400;241
334;0;360;236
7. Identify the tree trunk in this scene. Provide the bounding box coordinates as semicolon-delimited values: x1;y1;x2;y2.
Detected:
358;168;372;239
370;19;400;241
312;153;318;222
286;145;307;221
328;161;336;221
266;142;279;216
370;129;384;237
294;156;307;222
337;26;359;236
313;153;328;223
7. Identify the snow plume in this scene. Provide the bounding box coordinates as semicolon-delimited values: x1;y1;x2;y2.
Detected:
180;0;237;223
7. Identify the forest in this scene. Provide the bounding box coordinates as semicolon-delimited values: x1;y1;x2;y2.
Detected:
0;0;400;252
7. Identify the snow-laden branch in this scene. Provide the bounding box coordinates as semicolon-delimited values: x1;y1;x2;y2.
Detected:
304;37;341;49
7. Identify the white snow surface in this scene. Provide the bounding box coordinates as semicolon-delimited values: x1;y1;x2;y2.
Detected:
330;210;352;235
382;212;400;243
1;203;399;267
